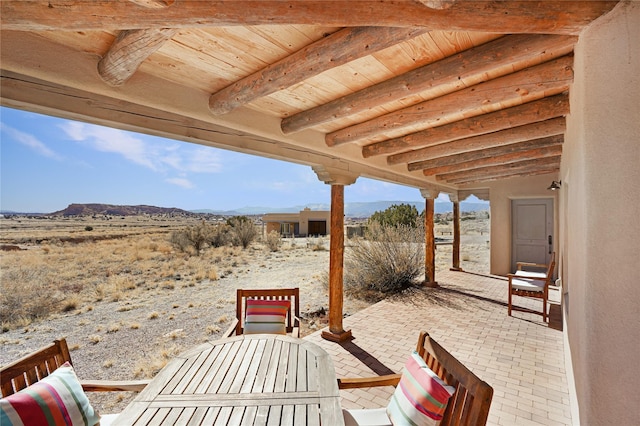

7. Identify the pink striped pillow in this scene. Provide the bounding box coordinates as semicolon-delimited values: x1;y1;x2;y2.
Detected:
0;362;101;426
243;299;291;335
387;352;456;426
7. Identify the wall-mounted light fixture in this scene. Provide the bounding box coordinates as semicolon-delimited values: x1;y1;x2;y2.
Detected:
547;180;562;190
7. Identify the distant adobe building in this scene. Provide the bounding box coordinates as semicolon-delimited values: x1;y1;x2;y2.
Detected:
262;208;330;237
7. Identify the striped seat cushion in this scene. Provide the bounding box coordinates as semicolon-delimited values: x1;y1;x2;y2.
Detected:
243;299;291;335
0;362;101;426
387;352;456;426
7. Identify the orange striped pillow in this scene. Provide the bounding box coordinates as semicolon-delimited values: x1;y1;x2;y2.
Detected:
243;299;291;335
0;362;100;426
387;352;456;425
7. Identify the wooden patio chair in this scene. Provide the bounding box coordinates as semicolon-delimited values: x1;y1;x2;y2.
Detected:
337;331;494;426
225;287;301;337
1;338;149;425
508;252;556;322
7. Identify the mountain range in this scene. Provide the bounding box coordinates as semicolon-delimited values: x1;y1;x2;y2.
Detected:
3;200;489;218
193;200;489;217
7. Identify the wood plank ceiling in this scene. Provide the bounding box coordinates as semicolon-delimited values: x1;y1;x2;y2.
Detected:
0;1;620;191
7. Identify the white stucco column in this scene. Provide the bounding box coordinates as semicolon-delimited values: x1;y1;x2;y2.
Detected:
563;3;640;424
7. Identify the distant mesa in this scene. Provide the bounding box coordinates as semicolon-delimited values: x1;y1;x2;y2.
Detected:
50;203;193;217
8;200;489;218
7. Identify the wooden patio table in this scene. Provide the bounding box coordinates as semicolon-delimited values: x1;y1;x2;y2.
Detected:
114;334;345;425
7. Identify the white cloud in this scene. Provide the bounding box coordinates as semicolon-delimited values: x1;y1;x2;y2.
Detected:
166;177;194;189
61;121;158;170
59;121;223;174
181;147;223;173
1;123;63;160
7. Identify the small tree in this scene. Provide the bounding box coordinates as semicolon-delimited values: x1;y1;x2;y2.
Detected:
369;203;420;228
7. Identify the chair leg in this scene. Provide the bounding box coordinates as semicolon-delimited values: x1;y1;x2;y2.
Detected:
508;287;512;316
542;297;548;322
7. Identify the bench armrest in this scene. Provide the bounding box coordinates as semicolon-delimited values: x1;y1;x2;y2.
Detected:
337;373;402;389
81;379;150;392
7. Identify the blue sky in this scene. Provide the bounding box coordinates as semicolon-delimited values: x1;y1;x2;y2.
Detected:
0;106;452;213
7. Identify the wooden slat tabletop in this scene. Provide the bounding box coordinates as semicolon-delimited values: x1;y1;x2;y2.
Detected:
114;335;344;426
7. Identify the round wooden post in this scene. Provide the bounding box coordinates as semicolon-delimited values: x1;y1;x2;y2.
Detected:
322;184;352;342
312;166;357;343
424;197;438;287
451;200;462;271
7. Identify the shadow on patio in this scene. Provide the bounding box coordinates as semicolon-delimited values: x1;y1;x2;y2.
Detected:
304;269;569;426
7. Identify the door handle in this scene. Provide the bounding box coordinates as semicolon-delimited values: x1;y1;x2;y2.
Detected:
548;235;553;254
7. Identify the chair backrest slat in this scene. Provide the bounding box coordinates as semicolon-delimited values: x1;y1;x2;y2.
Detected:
416;331;493;426
234;288;300;335
0;339;72;396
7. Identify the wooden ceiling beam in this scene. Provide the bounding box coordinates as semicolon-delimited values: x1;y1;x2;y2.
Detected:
0;1;618;34
208;27;428;115
129;0;175;8
388;117;566;165
437;157;562;183
328;55;573;146
449;167;561;185
98;28;177;87
363;94;569;158
283;35;574;136
408;135;564;176
419;142;563;176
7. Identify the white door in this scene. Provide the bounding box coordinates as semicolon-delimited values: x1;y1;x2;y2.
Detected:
511;198;554;271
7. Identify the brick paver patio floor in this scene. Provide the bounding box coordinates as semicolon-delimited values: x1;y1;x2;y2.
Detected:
304;270;570;426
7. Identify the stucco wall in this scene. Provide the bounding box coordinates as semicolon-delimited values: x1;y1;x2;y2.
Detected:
265;222;281;235
299;209;331;236
563;2;640;424
263;210;330;236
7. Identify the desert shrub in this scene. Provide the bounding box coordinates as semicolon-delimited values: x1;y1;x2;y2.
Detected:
228;217;258;249
265;230;282;252
209;223;232;248
169;221;214;255
0;266;64;325
61;295;81;312
369;203;420;228
226;215;250;226
344;221;424;301
84;226;93;231
307;237;326;251
133;345;181;378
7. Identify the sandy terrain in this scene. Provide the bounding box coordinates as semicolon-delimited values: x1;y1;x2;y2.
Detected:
0;240;369;413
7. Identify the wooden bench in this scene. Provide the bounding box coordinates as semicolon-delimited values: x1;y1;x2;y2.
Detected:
338;331;494;426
